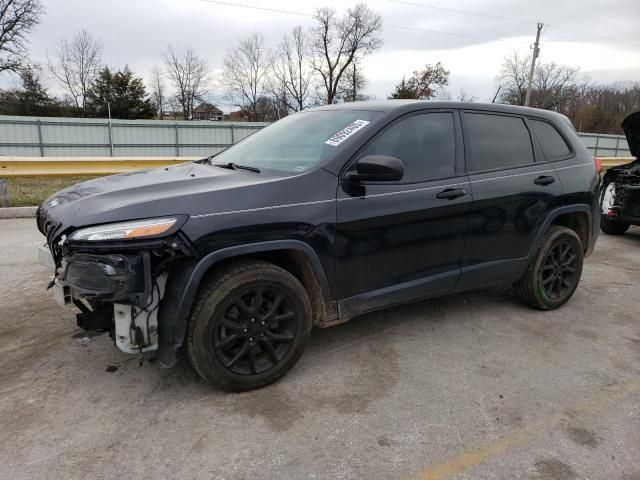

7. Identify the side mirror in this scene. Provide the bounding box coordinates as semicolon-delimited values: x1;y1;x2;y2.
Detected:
345;155;404;182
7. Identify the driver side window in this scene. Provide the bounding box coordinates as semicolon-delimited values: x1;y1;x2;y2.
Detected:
359;112;456;182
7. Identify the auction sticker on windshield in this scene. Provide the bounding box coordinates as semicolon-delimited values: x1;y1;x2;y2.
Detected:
325;120;370;146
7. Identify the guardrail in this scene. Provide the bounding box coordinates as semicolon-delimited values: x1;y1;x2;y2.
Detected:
0;155;637;210
1;156;636;178
0;156;197;177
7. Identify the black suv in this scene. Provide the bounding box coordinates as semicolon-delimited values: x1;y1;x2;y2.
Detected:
37;101;600;391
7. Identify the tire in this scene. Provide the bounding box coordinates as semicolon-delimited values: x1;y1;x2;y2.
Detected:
515;226;584;310
599;180;630;235
187;260;312;391
600;216;630;235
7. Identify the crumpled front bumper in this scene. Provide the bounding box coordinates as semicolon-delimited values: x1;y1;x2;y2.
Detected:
38;244;143;304
38;243;166;354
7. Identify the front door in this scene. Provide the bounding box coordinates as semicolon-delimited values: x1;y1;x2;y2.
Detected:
335;110;471;316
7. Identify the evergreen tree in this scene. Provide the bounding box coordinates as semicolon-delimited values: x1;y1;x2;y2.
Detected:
86;65;156;119
389;77;416;99
388;63;450;100
0;66;73;116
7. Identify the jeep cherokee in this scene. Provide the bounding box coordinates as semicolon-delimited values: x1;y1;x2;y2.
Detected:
37;101;601;391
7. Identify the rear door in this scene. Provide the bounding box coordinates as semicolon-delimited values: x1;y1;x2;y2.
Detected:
457;111;563;289
335;110;471;312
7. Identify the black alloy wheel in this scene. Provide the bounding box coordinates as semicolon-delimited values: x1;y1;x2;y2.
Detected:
539;240;579;301
213;286;297;375
187;260;312;391
515;226;584;310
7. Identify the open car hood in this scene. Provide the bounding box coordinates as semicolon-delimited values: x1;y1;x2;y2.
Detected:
622;111;640;158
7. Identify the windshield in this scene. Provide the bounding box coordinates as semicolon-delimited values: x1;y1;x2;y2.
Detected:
212;110;381;173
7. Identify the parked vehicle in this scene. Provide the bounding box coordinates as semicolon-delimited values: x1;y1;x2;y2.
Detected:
599;112;640;235
37;101;601;391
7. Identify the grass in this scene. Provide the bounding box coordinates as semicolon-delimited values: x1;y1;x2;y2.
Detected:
5;176;99;207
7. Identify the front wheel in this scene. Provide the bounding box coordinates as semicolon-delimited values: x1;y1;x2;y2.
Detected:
515;226;584;310
187;261;312;391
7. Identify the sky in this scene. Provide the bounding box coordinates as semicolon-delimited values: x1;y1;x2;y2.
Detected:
5;0;640;111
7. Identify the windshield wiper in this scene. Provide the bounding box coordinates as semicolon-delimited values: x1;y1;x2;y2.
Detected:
212;162;261;173
196;153;219;165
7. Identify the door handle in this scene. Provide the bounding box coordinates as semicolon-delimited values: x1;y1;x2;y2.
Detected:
534;175;555;186
436;188;466;200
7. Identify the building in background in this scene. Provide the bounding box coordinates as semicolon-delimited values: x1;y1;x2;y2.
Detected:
226;109;249;122
192;103;224;121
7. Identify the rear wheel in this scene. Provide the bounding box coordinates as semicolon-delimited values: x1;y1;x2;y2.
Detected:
601;216;630;235
515;226;584;310
600;181;630;235
187;261;312;391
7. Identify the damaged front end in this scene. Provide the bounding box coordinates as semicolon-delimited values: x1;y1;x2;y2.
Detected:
604;112;640;223
37;210;194;358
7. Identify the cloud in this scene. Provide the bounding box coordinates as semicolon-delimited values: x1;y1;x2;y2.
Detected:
3;0;639;103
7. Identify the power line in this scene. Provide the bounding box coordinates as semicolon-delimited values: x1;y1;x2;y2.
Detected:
385;0;639;48
545;23;640;49
197;0;639;49
386;0;535;25
197;0;522;43
385;23;508;42
197;0;310;17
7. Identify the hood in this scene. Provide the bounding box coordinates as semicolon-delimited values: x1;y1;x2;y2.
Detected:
37;161;278;238
622;111;640;158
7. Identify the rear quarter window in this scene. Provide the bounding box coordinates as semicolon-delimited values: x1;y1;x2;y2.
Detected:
529;119;572;160
465;113;534;171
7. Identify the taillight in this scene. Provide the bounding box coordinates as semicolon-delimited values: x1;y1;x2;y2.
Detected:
594;157;603;174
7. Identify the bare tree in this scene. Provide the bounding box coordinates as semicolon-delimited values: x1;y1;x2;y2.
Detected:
162;44;209;120
223;32;272;121
271;26;314;111
565;81;640;134
0;0;43;73
150;64;165;118
47;29;103;114
337;56;368;102
456;88;476;102
266;72;289;119
497;51;530;106
311;3;382;104
531;61;580;110
498;50;580;110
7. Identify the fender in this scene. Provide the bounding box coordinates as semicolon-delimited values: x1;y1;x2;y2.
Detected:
156;239;332;367
527;204;594;259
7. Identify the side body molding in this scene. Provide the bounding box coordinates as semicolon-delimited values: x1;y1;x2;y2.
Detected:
156;240;332;367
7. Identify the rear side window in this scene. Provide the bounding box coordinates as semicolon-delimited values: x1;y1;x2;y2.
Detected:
465;113;534;171
359;112;456;182
529;119;572;159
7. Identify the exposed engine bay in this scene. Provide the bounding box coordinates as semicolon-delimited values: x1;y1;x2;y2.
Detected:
602;161;640;219
601;111;640;228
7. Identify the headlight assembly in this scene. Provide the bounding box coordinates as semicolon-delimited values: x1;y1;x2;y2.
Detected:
68;217;178;242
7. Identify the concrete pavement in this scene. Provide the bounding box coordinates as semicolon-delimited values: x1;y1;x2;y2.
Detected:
1;218;639;480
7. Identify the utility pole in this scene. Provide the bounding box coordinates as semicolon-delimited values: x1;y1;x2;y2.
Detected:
524;22;543;107
492;85;502;104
